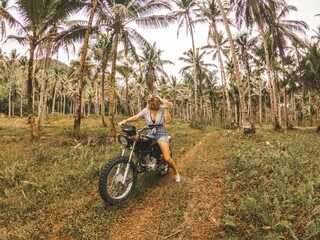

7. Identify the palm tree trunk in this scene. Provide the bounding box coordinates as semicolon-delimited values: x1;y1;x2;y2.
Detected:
109;32;119;139
280;57;292;129
244;51;254;124
27;42;38;139
20;94;23;118
217;0;255;133
259;78;262;126
52;78;57;113
187;14;198;117
212;23;232;125
173;91;176;118
8;82;11;117
100;59;108;127
258;19;281;131
74;0;98;137
125;76;129;116
37;44;52;132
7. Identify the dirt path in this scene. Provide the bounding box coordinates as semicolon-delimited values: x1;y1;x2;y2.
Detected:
108;131;229;239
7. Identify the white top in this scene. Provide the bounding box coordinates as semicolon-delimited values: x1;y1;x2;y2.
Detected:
136;107;166;126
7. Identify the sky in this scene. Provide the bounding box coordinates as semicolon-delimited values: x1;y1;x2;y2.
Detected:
137;0;320;77
1;0;319;78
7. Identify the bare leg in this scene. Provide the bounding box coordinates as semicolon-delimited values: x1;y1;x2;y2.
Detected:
158;141;179;175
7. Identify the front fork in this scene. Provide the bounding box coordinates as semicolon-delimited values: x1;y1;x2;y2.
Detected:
120;142;136;184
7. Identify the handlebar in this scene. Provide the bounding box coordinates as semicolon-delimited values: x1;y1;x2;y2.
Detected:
137;124;164;133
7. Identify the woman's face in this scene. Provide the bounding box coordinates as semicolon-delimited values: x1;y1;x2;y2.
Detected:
148;100;158;110
148;100;155;109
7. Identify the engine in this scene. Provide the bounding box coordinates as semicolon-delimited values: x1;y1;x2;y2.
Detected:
138;151;157;172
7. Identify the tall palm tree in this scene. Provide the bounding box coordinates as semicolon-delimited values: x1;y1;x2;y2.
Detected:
267;3;308;129
139;42;174;94
199;0;233;125
235;33;258;125
93;33;113;127
298;44;320;131
96;0;172;136
179;47;216;117
6;49;19;117
216;0;255;133
0;0;84;139
74;0;99;138
232;0;284;131
116;59;135;115
169;0;201;116
165;75;187;117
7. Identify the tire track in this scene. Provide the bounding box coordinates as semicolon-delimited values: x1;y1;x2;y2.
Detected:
107;131;226;240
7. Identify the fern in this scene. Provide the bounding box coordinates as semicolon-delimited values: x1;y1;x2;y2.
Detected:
264;233;284;240
274;220;298;240
306;207;320;239
307;220;320;239
222;214;237;228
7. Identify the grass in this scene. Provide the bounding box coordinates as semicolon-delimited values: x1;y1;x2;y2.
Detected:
0;114;213;239
221;127;320;239
0;115;319;239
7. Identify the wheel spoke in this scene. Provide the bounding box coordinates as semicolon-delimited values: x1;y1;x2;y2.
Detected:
106;163;134;199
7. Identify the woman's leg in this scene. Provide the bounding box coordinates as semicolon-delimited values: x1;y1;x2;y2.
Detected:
157;141;179;176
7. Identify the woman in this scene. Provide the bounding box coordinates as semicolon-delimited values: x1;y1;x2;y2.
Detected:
118;94;180;182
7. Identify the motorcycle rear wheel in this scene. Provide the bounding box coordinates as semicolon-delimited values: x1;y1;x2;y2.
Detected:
98;156;137;205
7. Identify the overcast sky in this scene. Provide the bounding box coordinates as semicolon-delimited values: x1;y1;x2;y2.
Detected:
1;0;319;77
137;0;320;77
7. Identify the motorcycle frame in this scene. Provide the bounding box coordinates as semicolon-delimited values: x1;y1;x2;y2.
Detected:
120;141;137;184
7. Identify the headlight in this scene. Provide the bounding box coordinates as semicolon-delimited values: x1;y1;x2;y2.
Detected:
118;135;129;147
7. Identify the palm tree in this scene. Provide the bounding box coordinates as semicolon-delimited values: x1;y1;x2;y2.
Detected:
116;59;135;115
0;0;11;39
169;0;201;116
199;0;233;125
298;44;320;131
266;2;308;129
165;75;187;117
235;33;258;125
139;42;174;94
313;14;320;46
96;0;172;137
232;0;284;131
179;47;216;117
74;0;99;138
0;0;84;139
216;0;255;133
93;33;113;127
6;49;19;117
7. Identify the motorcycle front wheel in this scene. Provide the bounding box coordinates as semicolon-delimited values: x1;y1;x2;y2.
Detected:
98;156;137;205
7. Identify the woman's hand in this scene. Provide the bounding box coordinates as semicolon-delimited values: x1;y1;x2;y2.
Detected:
118;120;127;126
162;98;169;108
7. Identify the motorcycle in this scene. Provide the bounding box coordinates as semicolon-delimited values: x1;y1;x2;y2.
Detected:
98;124;171;205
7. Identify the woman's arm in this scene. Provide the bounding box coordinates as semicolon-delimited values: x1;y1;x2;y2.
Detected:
118;108;146;126
118;115;140;126
162;99;171;124
164;108;171;124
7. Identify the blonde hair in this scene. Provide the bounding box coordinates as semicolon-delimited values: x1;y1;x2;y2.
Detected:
147;94;162;110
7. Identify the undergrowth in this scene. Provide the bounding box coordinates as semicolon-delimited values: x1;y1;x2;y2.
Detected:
221;128;320;240
0;115;210;239
1;115;319;239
